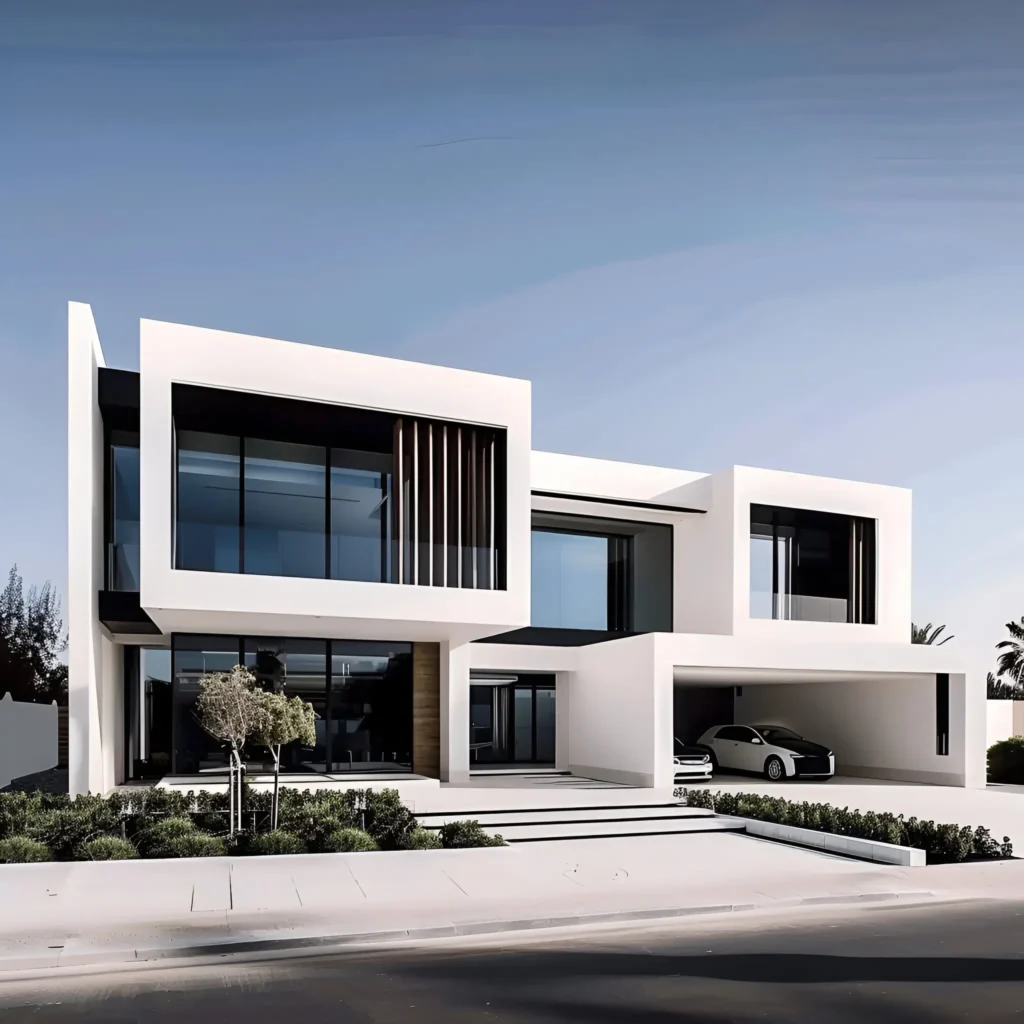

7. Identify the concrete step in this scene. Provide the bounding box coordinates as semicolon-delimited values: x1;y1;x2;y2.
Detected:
478;817;744;843
416;805;714;828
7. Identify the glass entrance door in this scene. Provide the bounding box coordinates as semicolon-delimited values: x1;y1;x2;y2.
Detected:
470;675;556;766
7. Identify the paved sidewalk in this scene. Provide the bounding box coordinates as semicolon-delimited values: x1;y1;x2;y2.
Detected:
2;831;1022;975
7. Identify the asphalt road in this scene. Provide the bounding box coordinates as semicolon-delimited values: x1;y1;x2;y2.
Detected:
2;899;1024;1022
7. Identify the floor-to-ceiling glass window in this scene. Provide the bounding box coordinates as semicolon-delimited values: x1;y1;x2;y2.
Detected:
329;642;413;772
171;635;241;774
469;674;556;767
531;531;609;629
124;646;173;780
244;440;326;579
176;432;241;573
330;449;392;582
244;637;328;770
109;439;140;591
750;505;876;624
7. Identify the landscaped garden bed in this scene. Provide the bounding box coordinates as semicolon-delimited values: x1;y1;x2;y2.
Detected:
681;789;1013;864
0;787;503;863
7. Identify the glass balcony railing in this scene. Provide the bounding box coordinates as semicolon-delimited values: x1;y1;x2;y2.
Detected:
108;541;140;592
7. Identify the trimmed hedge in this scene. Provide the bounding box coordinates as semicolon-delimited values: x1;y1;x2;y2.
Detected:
988;737;1024;784
0;786;500;862
0;836;52;863
437;820;505;849
80;837;139;861
682;789;1013;864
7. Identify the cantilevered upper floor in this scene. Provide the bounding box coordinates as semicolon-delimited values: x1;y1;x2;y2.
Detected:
70;303;911;649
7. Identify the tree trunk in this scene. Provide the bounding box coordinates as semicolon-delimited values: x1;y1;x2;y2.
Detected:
272;746;281;830
228;747;236;836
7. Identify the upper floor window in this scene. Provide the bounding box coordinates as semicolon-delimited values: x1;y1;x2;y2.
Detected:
172;384;505;589
108;432;140;591
750;504;876;624
530;511;672;632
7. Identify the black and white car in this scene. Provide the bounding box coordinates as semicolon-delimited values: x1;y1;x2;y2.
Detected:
672;741;714;783
696;724;835;781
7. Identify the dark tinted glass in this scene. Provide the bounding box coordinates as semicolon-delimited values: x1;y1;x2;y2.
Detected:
330;448;392;582
329;642;412;771
176;432;240;572
244;439;326;579
244;637;328;770
110;445;140;590
171;635;241;773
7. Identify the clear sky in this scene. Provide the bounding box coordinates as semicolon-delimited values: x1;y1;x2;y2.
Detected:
1;1;1023;681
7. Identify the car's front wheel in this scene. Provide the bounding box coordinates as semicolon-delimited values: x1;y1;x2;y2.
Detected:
764;756;786;781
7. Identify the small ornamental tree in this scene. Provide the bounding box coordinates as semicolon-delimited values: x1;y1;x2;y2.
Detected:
254;691;317;829
196;666;267;834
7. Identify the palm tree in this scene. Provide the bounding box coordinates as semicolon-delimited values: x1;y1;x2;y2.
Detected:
911;622;953;645
987;671;1020;700
995;617;1024;685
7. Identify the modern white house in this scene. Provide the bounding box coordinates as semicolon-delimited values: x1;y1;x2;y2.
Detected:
67;302;985;798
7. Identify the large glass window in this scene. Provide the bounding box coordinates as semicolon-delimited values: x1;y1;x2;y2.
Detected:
330;449;392;583
244;440;326;579
154;634;414;778
109;443;140;591
176;432;240;573
469;674;556;766
531;530;609;629
329;642;413;772
750;504;876;624
244;638;328;770
529;513;673;632
124;646;172;780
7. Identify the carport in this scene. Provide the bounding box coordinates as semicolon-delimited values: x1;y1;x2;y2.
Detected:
673;664;977;788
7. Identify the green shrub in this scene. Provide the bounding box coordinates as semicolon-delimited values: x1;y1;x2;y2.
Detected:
27;802;116;860
249;830;307;856
358;789;418;850
80;837;139;861
401;827;442;850
159;833;226;858
680;789;1012;864
0;836;52;863
438;820;505;848
988;737;1024;784
138;816;199;858
322;828;378;853
279;804;350;853
0;792;37;840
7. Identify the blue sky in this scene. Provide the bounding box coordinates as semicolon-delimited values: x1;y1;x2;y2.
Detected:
1;1;1023;680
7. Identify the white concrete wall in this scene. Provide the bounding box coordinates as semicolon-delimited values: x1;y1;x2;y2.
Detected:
986;700;1024;749
138;317;533;645
67;302;110;796
673;474;736;635
440;643;471;784
530;451;706;502
567;633;673;787
0;695;58;789
735;673;972;787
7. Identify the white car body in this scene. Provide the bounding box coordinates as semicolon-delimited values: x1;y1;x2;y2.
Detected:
672;745;714;783
696;724;835;781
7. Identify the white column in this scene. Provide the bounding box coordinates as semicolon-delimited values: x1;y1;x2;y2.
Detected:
67;302;107;796
554;670;572;772
959;671;987;789
439;641;471;783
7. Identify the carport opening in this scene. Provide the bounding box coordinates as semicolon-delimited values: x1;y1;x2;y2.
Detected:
674;684;735;747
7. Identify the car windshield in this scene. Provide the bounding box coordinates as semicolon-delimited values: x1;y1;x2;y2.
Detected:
757;727;802;742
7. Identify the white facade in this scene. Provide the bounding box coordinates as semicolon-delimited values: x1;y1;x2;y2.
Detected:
68;304;982;795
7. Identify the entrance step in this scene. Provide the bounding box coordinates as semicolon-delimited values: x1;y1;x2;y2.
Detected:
415;802;740;843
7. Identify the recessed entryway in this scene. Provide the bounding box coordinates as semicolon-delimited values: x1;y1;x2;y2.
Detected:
469;672;556;768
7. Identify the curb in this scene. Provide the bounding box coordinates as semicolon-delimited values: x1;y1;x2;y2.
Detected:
0;889;936;980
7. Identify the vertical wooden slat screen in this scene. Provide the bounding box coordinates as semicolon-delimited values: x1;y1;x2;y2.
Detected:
392;418;502;589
